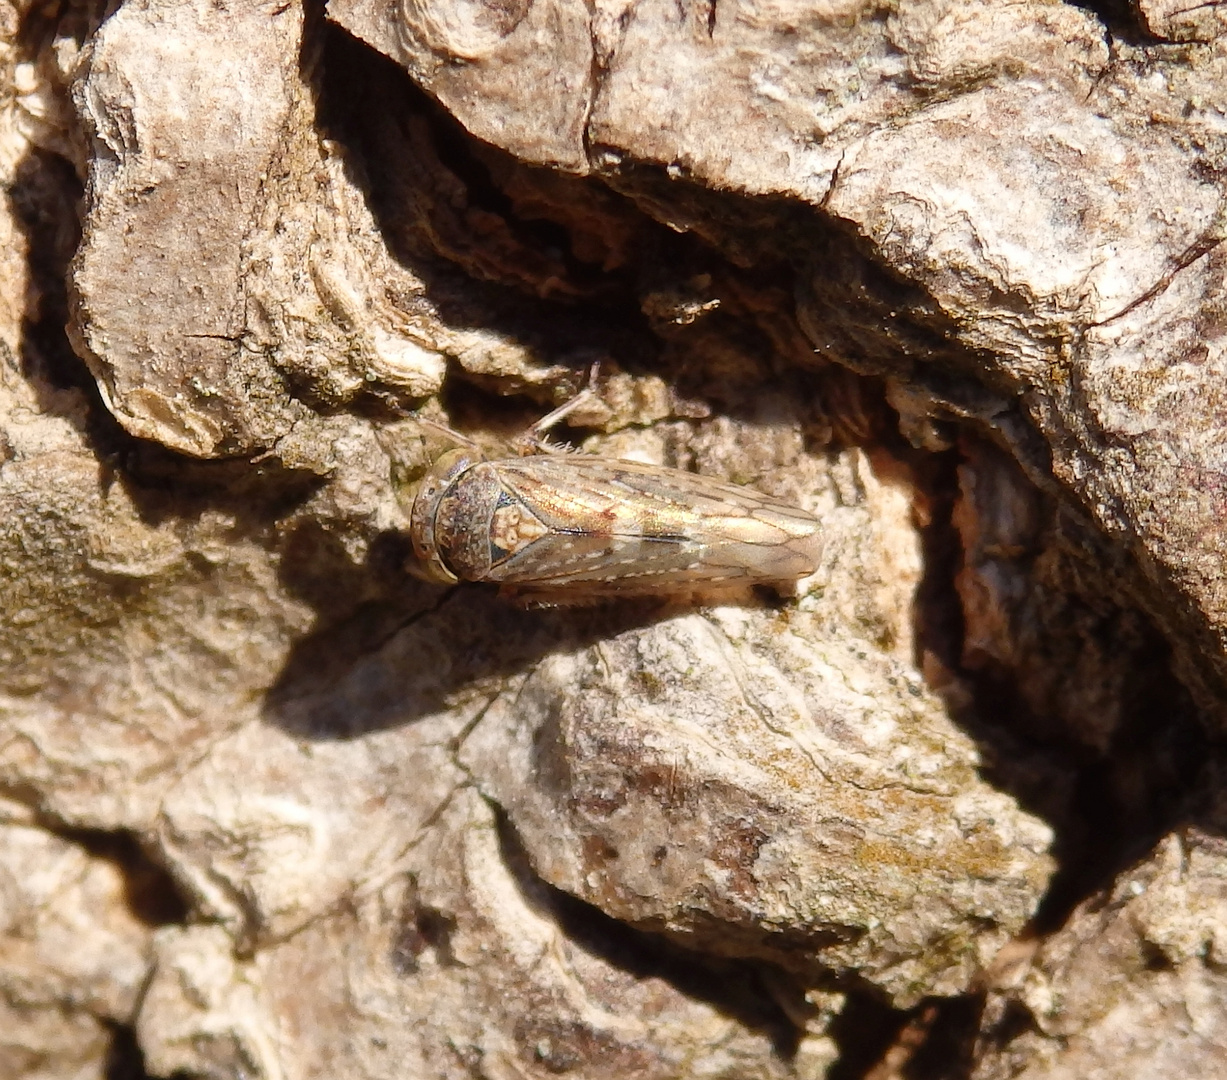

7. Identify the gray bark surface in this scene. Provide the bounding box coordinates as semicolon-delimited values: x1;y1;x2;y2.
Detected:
1;0;1225;1076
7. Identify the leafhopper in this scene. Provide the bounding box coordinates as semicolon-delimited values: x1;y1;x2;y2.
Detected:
407;425;822;604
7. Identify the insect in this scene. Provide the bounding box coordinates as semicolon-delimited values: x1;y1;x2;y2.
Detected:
407;424;823;604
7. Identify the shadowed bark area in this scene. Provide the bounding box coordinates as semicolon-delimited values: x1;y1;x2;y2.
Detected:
1;0;1226;1077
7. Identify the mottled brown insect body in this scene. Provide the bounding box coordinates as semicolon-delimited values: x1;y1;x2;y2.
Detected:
409;442;822;602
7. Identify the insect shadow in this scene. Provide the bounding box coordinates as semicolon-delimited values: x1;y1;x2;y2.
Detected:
260;542;687;741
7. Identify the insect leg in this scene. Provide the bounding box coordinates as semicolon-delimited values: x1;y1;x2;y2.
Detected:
521;359;605;451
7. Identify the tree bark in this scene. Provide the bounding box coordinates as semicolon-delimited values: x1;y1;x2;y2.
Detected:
2;0;1226;1077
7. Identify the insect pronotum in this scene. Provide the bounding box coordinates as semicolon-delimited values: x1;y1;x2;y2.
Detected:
407;424;823;604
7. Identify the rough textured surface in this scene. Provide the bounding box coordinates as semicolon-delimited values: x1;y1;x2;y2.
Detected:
142;790;839;1080
0;812;151;1080
329;0;591;170
1;0;1225;1076
69;0;566;457
462;607;1052;1007
975;819;1227;1080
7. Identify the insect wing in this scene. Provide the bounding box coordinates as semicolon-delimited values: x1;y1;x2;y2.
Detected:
483;456;820;590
